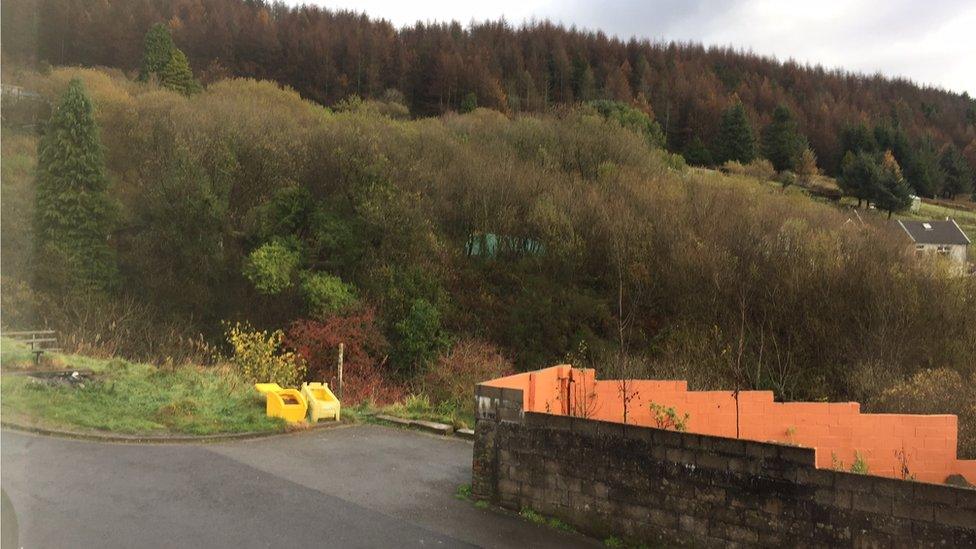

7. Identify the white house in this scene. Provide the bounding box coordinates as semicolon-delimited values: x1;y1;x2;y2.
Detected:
896;218;971;267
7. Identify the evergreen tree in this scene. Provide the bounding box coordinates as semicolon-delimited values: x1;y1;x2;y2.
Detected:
33;78;117;294
761;104;806;172
840;123;878;156
903;136;946;197
713;101;756;164
682;136;713;166
138;23;176;82
159;48;201;95
838;151;878;208
874;151;912;218
939;144;974;198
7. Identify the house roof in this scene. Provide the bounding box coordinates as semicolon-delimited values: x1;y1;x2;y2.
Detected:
897;219;971;246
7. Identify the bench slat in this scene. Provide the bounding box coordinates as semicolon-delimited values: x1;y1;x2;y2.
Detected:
4;330;56;337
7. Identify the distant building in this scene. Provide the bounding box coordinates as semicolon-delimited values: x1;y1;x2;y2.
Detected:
896;219;970;266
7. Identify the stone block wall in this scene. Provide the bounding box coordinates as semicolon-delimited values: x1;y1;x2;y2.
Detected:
471;410;976;547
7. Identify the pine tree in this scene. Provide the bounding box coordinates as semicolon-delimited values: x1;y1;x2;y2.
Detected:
138;23;176;82
34;78;117;294
761;104;806;172
904;136;946;198
159;48;201;95
682;136;713;166
838;151;878;208
714;101;756;164
939;144;974;198
874;151;912;218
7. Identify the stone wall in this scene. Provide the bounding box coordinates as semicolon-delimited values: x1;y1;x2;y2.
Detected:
471;409;976;547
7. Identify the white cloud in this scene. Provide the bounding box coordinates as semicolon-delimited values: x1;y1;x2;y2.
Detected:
295;0;976;93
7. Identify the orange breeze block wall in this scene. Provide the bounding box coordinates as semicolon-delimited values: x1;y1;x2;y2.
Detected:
479;365;976;484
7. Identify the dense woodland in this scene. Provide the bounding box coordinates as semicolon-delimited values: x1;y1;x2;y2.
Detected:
3;0;976;186
2;6;975;451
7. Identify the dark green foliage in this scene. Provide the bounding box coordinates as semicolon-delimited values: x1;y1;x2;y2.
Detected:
393;298;451;376
838;151;880;206
159;49;201;95
840;123;878;158
873;152;912;218
940;145;974;198
460;92;478;114
33;78;117;294
713;102;756;164
138;23;176;82
682;137;713;166
903;137;946;197
761;105;806;172
588;100;665;148
572;56;596;102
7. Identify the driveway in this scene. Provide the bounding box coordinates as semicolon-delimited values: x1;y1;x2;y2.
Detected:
1;425;599;548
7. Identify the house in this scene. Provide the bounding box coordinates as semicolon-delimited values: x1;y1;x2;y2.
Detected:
896;218;971;266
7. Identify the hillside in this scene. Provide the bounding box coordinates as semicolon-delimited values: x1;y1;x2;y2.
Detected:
2;0;975;182
3;66;975;425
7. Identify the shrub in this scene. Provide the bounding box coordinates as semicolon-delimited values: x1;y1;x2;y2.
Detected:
720;160;746;175
649;402;689;431
871;368;976;458
422;338;514;415
285;309;402;404
225;322;306;386
392;298;451;375
743;158;775;181
300;272;358;317
776;170;796;189
243;241;300;294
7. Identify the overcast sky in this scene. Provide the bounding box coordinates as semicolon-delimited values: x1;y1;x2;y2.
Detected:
291;0;975;95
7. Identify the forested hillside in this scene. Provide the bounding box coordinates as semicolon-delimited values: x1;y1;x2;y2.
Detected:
4;65;975;416
3;0;975;182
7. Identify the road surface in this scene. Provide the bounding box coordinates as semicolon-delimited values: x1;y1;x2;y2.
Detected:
1;424;599;548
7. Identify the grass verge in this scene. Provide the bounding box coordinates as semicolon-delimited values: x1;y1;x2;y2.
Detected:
374;393;475;430
0;338;285;436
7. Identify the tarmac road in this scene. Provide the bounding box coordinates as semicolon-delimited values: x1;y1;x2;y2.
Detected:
1;425;600;548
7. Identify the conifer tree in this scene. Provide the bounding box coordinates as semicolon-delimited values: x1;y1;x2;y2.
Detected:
682;136;713;166
838;151;878;208
761;104;806;172
159;48;201;95
714;101;756;164
939;144;974;198
904;136;946;198
34;78;117;293
874;151;912;218
138;23;176;82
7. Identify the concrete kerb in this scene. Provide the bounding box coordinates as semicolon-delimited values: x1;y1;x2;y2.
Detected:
372;414;475;440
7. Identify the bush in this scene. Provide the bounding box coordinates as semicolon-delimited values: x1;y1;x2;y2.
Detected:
300;272;358;317
285;309;402;404
243;241;300;294
422;338;514;415
871;369;976;458
225;322;306;387
776;170;797;189
744;158;776;181
393;298;451;375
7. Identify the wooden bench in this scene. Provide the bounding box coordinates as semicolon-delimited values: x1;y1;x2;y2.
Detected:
4;330;61;364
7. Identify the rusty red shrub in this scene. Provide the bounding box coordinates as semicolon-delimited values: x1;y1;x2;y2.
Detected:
285;308;403;404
